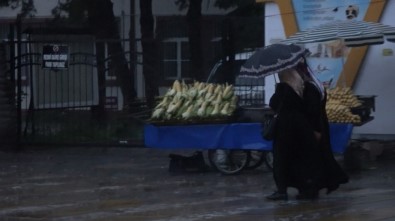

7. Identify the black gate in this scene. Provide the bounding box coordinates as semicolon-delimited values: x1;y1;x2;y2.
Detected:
0;21;147;148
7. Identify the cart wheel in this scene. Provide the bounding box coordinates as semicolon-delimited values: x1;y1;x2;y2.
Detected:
245;150;266;170
264;151;273;171
207;149;250;175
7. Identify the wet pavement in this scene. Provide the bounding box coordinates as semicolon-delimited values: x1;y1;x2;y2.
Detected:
1;143;395;221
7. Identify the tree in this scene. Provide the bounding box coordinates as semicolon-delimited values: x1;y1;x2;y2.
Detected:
0;0;36;17
139;0;159;108
215;0;264;52
175;0;203;82
52;0;137;111
174;0;262;82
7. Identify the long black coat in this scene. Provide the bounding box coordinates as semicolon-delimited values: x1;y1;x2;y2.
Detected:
303;81;349;193
269;83;324;192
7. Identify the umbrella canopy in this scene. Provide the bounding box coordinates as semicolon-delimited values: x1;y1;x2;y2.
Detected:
238;43;310;79
281;20;395;47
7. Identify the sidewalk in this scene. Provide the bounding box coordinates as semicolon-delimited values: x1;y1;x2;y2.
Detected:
0;144;395;221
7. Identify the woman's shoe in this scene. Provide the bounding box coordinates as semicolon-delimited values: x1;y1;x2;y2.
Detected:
266;191;288;200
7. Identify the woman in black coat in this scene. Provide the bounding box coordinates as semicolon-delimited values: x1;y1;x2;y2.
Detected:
297;62;349;196
266;62;349;201
266;68;324;200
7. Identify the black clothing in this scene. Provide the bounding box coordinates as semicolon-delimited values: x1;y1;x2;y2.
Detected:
303;81;349;193
269;82;348;196
270;83;322;193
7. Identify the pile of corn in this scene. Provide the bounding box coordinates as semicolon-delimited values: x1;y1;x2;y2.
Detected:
150;80;237;121
326;87;362;124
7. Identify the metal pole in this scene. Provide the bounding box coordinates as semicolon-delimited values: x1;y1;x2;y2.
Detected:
16;16;22;148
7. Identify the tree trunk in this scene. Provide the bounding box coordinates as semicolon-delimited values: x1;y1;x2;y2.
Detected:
93;41;106;122
187;0;203;81
86;0;136;109
139;0;158;108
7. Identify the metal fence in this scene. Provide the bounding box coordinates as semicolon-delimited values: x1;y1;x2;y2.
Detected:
1;22;148;147
0;15;264;148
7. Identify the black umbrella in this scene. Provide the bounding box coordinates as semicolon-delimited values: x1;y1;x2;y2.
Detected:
238;43;310;79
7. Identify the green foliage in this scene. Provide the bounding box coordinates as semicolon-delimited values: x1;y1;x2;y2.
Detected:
0;0;18;8
51;0;92;24
0;0;36;17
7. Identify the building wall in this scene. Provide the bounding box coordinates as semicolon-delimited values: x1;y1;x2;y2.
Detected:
264;1;395;138
352;0;395;138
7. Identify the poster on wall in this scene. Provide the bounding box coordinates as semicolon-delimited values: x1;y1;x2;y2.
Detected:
291;0;370;88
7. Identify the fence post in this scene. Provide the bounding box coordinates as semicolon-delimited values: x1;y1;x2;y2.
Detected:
16;16;22;148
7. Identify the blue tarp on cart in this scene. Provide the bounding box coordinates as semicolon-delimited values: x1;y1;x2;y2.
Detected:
144;123;353;153
329;123;354;153
144;123;272;150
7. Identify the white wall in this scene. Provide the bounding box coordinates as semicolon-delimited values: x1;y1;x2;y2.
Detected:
263;3;284;105
265;1;395;138
352;0;395;137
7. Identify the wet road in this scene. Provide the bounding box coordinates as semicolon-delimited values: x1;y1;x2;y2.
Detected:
0;145;395;221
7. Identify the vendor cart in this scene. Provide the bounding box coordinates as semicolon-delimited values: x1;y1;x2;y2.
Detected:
144;82;375;175
144;106;368;175
144;45;376;174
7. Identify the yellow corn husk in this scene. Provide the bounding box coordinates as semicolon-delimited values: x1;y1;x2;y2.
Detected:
181;85;188;97
210;103;220;116
223;90;234;100
197;101;208;117
165;87;176;97
198;86;207;97
198;82;205;90
204;84;215;100
206;94;216;103
181;105;195;119
176;100;191;117
172;80;182;92
195;97;205;107
154;96;170;109
230;95;238;106
213;92;223;105
187;87;198;98
208;83;215;94
151;107;165;119
166;99;183;114
214;84;222;95
220;102;230;116
326;86;363;123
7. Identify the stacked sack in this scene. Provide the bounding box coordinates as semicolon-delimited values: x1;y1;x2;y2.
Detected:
150;80;238;121
325;87;362;124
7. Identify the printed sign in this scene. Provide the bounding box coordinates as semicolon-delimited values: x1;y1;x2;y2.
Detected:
291;0;369;88
42;44;69;69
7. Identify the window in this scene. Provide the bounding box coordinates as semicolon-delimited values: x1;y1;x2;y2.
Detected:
162;38;190;80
